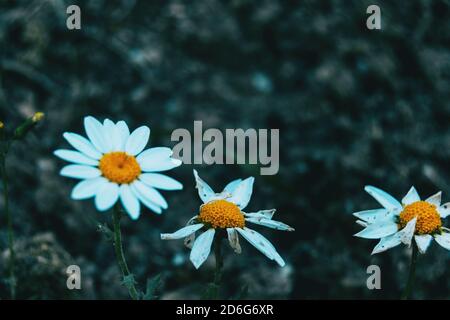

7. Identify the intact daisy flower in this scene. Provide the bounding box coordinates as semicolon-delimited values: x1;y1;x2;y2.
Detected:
353;185;450;254
55;116;182;220
161;170;294;269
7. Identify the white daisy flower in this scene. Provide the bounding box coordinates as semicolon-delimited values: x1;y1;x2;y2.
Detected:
55;116;183;220
161;170;294;269
353;185;450;254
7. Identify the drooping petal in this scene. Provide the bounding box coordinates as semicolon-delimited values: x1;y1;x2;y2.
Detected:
60;165;101;179
438;203;450;218
119;184;141;220
193;169;215;203
63;132;102;160
130;182;162;214
94;182;120;211
354;219;399;239
371;232;402;254
425;191;442;207
84;116;111;153
414;234;433;254
71;177;108;200
364;185;402;211
132;180;168;209
184;216;199;249
245;217;294;231
161;224;204;240
402;186;421;206
227;228;242;254
227;177;255;210
139;173;183;190
190;228;215;269
244;209;276;220
236;227;285;267
125;126;150;156
434;232;450;250
54;149;99;166
398;217;417;246
223;179;242;194
115;121;130;151
352;209;394;224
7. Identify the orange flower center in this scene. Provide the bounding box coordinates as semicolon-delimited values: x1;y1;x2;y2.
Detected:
99;152;141;184
198;200;245;229
399;201;442;235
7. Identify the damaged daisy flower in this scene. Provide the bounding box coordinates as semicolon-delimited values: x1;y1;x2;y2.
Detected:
353;185;450;299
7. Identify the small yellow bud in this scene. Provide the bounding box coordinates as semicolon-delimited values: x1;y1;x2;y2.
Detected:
32;112;45;123
0;121;4;129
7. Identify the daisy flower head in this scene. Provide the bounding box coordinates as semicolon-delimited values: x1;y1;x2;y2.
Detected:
55;116;183;220
353;186;450;254
161;170;294;269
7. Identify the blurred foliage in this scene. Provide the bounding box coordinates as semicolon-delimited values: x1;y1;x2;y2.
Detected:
0;0;449;299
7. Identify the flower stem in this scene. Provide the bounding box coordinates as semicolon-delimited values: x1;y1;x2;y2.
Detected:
0;155;16;299
212;236;223;300
401;242;419;300
112;204;139;300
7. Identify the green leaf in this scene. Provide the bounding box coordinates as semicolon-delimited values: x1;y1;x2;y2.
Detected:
143;274;162;300
122;274;137;291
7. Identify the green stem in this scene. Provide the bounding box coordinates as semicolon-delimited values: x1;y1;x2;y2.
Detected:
112;205;139;300
1;155;16;299
212;236;223;300
401;242;419;300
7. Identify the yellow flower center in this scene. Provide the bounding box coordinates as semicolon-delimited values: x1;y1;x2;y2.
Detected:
399;201;442;235
198;200;245;229
99;152;141;184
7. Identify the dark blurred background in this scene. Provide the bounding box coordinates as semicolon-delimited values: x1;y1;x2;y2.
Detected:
0;0;449;299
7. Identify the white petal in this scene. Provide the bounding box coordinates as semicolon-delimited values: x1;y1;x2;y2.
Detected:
132;180;168;209
63;132;102;160
84;116;110;153
399;217;417;246
223;179;242;194
425;191;442;207
119;184;141;220
227;177;255;210
116;121;130;151
245;217;294;231
139;173;183;190
60;165;101;179
352;209;393;224
54;149;99;166
193;169;215;203
71;177;108;200
354;220;398;239
244;209;276;220
371;232;402;254
435;232;450;250
190;228;215;269
125;126;150;156
95;182;119;211
161;224;204;240
415;234;433;254
356;220;368;227
136;147;172;165
236;227;285;267
130;182;162;214
227;228;242;254
104;119;121;151
364;185;402;211
438;203;450;218
141;158;182;172
402;186;421;206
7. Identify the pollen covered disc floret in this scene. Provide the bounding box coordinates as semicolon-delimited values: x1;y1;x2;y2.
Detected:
99;151;141;184
399;201;441;235
199;200;245;229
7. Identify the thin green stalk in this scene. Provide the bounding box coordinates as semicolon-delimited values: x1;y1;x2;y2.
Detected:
112;204;139;300
0;155;16;299
212;236;223;300
401;242;419;300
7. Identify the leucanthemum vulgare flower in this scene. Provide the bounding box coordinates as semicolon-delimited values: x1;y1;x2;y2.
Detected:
55;116;182;220
353;186;450;254
161;170;294;269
